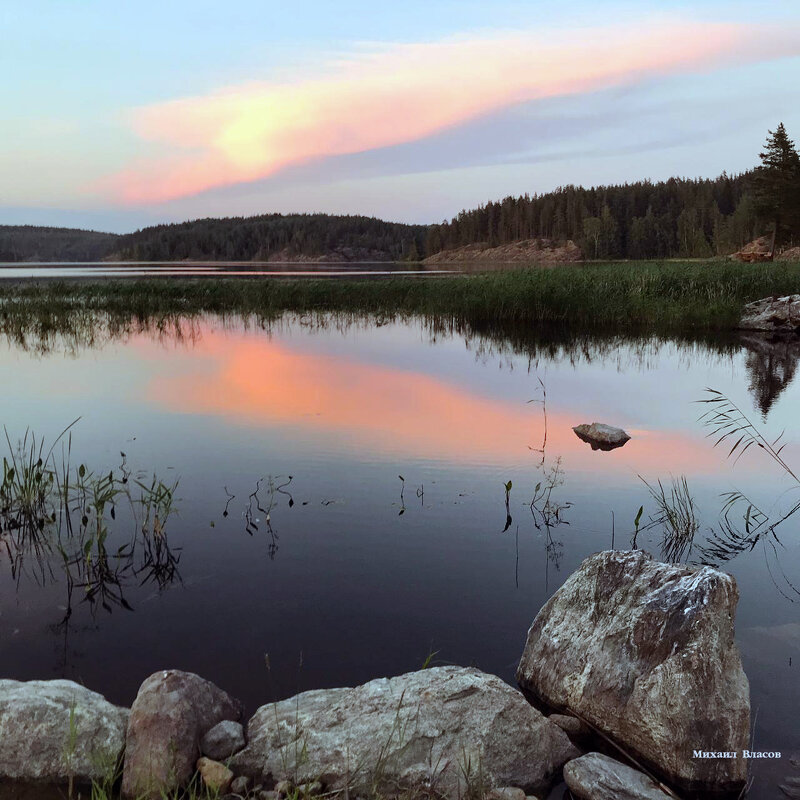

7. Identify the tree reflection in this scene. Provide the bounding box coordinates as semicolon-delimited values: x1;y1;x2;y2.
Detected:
741;334;800;417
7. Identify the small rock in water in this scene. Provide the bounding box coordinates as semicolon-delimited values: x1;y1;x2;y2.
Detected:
564;753;673;799
572;422;630;451
202;719;246;760
197;757;234;793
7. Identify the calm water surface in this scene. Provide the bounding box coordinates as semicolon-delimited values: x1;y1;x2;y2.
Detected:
1;314;798;797
0;261;460;279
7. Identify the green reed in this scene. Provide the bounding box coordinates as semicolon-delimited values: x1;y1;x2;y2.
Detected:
2;258;800;337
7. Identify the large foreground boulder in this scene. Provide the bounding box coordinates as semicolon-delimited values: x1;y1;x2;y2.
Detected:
516;550;750;794
740;295;800;334
232;666;578;797
0;679;128;784
122;670;243;799
564;753;673;800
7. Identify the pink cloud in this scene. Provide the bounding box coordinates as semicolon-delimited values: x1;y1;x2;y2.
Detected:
95;18;797;204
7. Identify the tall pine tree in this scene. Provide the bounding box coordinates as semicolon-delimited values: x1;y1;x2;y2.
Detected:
753;123;800;253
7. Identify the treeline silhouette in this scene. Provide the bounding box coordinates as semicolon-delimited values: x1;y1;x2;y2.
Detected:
111;213;429;262
0;225;118;263
0;215;428;263
0;173;771;263
426;173;759;259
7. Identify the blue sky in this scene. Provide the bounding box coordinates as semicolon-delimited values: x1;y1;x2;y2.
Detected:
1;0;799;232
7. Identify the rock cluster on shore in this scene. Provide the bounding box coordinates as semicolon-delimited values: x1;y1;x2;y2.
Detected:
0;549;752;799
740;294;800;334
422;237;584;265
121;670;243;798
732;236;773;262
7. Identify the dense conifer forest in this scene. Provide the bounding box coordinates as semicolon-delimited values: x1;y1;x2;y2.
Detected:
111;213;429;262
426;172;759;259
2;124;799;263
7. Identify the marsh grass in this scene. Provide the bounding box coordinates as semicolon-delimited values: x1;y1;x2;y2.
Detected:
691;389;800;600
0;425;181;616
2;259;800;339
636;475;700;563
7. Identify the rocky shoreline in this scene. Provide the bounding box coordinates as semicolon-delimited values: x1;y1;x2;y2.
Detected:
422;238;584;265
0;551;751;799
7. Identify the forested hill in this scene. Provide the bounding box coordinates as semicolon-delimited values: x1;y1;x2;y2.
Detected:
0;214;429;263
0;225;119;262
111;214;429;262
425;172;759;259
0;172;771;262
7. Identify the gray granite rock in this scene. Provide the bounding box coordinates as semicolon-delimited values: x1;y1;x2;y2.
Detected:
0;679;129;784
564;753;674;800
232;666;578;798
517;550;750;794
572;422;630;451
202;719;246;760
548;713;590;739
740;295;800;333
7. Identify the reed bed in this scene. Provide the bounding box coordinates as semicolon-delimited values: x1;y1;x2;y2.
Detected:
2;259;800;334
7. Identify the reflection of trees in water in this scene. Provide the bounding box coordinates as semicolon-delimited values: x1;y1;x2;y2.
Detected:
0;306;211;356
0;304;748;369
741;334;800;417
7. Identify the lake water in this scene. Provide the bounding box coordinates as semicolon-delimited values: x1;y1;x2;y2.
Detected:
1;313;798;798
0;262;460;279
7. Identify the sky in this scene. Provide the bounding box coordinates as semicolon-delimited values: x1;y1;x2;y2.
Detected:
1;0;800;233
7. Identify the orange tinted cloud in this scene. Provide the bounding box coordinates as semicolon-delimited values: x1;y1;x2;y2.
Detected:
144;330;721;474
96;18;790;204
